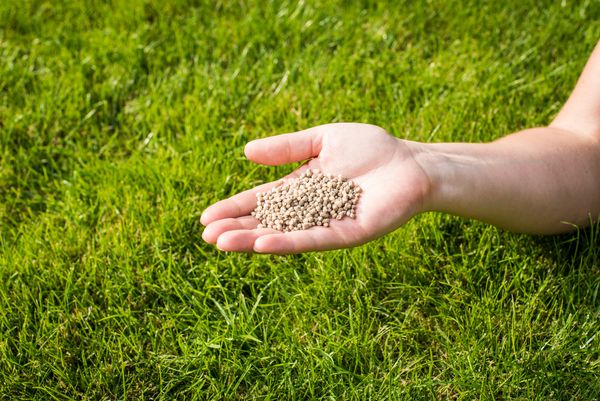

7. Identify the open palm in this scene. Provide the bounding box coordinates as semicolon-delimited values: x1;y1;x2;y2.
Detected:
201;123;431;254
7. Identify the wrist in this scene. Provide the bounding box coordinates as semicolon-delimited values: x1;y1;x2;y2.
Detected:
405;141;445;213
397;139;447;214
405;140;487;214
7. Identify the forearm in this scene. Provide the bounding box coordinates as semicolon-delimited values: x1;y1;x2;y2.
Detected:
410;40;600;234
412;128;600;234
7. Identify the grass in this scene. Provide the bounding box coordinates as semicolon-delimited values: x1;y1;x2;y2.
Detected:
1;0;599;399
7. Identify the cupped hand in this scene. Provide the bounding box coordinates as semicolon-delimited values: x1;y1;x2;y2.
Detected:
200;123;431;254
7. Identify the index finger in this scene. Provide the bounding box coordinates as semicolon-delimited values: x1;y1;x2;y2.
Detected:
200;165;311;226
200;181;275;226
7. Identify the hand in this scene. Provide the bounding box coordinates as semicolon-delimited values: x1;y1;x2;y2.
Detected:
200;123;432;254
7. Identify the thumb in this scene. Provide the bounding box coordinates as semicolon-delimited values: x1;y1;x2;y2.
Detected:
244;126;323;166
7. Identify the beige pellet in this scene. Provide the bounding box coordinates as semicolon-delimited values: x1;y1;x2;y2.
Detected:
252;169;361;232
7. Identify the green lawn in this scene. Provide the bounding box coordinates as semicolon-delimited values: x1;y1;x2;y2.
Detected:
1;0;599;399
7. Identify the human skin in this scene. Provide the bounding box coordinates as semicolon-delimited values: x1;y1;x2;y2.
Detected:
201;41;600;254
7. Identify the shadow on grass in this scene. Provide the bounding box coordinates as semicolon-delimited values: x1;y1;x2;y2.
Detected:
535;221;600;273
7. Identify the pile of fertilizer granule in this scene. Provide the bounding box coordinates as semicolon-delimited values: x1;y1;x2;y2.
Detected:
251;169;361;232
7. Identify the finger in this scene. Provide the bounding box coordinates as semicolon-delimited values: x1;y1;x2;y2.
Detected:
200;181;275;226
200;165;313;226
253;226;353;254
244;127;323;166
216;228;278;252
202;216;258;244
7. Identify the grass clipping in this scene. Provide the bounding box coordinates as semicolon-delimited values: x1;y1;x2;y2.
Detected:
251;169;361;232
